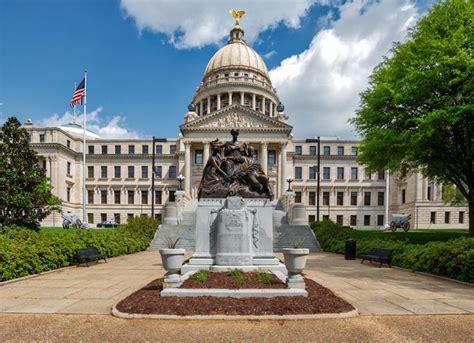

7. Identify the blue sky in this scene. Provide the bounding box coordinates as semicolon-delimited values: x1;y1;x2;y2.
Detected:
0;0;435;139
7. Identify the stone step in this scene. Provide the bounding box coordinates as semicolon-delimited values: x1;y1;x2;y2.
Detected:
149;224;196;251
273;224;321;252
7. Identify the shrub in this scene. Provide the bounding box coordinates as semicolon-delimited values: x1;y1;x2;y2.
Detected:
312;221;474;283
193;269;210;284
0;216;159;282
228;268;248;284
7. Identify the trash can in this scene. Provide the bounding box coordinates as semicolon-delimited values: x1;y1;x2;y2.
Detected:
345;238;356;260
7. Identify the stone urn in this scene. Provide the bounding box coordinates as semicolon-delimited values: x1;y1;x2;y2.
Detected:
159;248;186;288
282;248;309;289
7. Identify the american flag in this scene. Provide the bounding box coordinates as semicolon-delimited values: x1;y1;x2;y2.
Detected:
70;78;86;107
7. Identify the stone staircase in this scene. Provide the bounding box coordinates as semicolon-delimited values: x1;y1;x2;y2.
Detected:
273;224;321;252
148;224;196;251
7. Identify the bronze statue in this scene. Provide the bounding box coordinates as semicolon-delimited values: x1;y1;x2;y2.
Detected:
229;10;245;26
198;130;273;200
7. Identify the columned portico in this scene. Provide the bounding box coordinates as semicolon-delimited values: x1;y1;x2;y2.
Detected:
279;142;287;197
203;142;210;165
217;94;221;110
184;141;191;195
260;142;268;175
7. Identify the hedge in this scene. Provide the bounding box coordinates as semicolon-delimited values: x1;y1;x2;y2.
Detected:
0;216;159;282
312;221;474;283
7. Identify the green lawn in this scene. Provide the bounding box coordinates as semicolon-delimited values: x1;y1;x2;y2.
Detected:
346;229;469;244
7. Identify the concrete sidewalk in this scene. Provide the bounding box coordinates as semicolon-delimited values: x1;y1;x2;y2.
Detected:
0;251;473;315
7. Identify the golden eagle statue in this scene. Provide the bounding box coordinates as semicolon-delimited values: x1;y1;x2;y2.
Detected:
229;10;246;25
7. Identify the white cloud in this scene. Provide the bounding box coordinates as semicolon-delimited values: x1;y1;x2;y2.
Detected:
263;50;277;60
120;0;320;49
38;107;141;139
270;0;418;138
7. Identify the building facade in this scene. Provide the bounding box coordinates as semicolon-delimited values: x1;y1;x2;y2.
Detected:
24;21;468;229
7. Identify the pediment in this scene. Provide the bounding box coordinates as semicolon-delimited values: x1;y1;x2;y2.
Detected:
180;105;292;133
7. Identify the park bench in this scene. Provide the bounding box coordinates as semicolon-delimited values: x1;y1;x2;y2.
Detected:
360;248;392;267
75;247;107;267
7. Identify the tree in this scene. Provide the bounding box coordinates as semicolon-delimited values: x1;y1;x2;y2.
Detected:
352;0;474;236
0;117;62;230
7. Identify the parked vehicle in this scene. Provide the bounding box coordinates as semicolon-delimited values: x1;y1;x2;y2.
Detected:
97;220;119;228
389;213;411;232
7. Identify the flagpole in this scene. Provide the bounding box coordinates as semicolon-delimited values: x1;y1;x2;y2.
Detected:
73;81;77;123
82;70;87;224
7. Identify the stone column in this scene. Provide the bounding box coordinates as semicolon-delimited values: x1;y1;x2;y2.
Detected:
207;96;211;114
262;97;266;114
269;102;273;117
184;142;191;196
217;94;221;110
279;142;287;198
252;94;256;110
200;101;203;116
241;92;245;105
260;142;268;175
228;92;233;105
203;142;210;165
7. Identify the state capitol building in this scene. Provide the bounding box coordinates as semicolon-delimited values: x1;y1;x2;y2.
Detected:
25;20;468;229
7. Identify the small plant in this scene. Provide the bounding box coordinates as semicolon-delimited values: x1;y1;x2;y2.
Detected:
257;270;272;285
228;268;248;284
164;237;180;249
290;238;305;248
193;269;209;284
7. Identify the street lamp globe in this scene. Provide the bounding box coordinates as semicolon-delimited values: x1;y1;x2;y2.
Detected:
177;174;185;190
286;176;294;192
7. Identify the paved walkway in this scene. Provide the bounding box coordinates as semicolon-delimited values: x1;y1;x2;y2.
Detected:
0;251;473;315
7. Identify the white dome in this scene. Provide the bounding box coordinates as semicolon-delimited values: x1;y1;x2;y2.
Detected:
204;40;269;79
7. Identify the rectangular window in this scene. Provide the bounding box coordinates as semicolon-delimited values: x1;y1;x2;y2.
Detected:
337;192;343;206
128;166;135;178
401;189;406;204
323;146;330;155
42;159;47;170
169;190;176;202
87;190;94;204
378;192;385;206
127;213;134;221
427;186;432;200
195;150;204;164
323;192;330;206
170;145;177;154
67;140;71;149
364;192;371;206
141;166;148;178
309;146;316;156
337;146;344;156
322;215;329;221
114;190;121;204
87;213;94;224
156;145;163;155
88;166;94;178
295;167;302;179
364;169;372;180
351;146;358;156
114;166;121;178
337;167;344;180
128;190;134;204
114;213;120;225
309;166;317;180
142;190;148;205
115;145;121;155
154;166;162;178
101;190;107;204
66;187;71;202
351;192;357;206
308;215;315;223
377;215;384;226
364;215;371;226
268;150;276;165
39;134;45;143
67;162;71;175
336;215;343;225
350;215;357;226
101;145;108;155
295;146;302;155
430;212;436;224
142;145;149;154
323;167;330;180
309;192;316;206
169;166;177;179
128;145;135;154
378;171;385;180
101;166;107;178
88;145;94;154
101;213;107;223
459;211;464;224
155;190;162;205
295;191;302;203
444;211;450;224
351;167;358;180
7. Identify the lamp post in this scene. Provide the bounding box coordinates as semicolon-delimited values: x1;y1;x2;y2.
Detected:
177;174;185;191
286;176;294;192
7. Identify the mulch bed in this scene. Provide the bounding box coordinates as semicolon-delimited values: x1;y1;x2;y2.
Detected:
181;271;287;289
116;275;354;316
